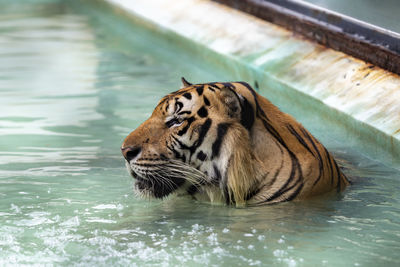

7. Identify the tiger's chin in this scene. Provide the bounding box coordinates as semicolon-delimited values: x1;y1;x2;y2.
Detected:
125;159;209;200
129;170;187;199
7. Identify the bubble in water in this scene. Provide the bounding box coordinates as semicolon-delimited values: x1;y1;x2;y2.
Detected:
212;246;225;254
273;249;286;257
284;258;297;267
222;228;230;233
278;238;285;244
60;216;80;227
93;204;118;210
10;204;21;214
207;233;218;245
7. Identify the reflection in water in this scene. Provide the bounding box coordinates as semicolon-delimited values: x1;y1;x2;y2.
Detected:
0;12;102;137
0;1;399;266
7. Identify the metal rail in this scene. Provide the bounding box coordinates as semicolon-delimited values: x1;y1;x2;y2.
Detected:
213;0;400;75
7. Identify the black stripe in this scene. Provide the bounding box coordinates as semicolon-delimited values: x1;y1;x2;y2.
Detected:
240;97;255;131
177;111;191;115
287;125;314;156
343;173;351;185
183;93;192;100
284;182;304;201
196;151;207;161
187;185;198;195
194;118;212;148
165;100;169;111
225;86;255;131
171;118;212;159
262;151;303;203
266;150;284;187
166;144;182;159
224;185;231;205
236;81;267;119
211;123;231;159
323;147;335;186
245;186;262;201
261;119;287;148
197;106;208;118
174;101;183;114
188;118;212;159
166;118;179;128
213;163;221;181
138;157;164;161
218;161;234;205
275;182;299;200
221;82;234;89
209;84;221;91
248;141;284;204
196;85;204;96
177;117;195;136
263;169;297;202
333;159;342;192
203;96;210;106
157;97;169;108
171;135;190;150
300;128;324;188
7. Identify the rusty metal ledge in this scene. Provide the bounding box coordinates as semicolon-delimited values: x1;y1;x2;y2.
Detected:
102;0;400;168
214;0;400;76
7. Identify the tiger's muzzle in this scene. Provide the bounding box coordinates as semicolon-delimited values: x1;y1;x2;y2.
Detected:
121;147;187;198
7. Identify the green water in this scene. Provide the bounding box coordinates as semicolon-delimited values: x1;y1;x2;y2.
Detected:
1;1;400;266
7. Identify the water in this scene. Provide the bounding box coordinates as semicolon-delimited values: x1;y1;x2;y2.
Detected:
1;1;400;266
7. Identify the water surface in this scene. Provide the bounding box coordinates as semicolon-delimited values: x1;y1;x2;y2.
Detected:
0;1;399;266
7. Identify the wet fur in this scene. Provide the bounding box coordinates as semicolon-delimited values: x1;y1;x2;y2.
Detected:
122;79;350;206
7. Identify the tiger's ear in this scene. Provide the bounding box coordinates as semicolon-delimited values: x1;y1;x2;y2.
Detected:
181;77;192;88
220;86;242;119
220;86;255;130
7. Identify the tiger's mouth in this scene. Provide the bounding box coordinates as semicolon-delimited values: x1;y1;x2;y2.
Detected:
125;159;209;199
128;166;186;199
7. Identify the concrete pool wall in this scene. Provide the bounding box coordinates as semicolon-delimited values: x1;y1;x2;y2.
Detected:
100;0;400;169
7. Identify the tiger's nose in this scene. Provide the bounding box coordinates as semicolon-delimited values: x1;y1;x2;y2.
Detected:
121;146;142;162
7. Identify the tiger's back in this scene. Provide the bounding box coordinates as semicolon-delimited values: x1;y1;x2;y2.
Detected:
239;82;350;204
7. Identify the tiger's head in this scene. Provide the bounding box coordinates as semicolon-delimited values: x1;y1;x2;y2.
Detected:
121;78;260;205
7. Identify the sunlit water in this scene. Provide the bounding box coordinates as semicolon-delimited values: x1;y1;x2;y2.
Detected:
1;1;400;266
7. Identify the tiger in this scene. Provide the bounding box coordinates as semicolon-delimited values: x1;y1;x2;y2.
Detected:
121;78;350;206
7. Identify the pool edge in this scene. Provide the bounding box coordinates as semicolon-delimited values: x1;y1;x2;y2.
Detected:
101;0;400;169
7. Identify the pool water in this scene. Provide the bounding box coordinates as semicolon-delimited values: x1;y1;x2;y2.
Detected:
1;1;400;266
